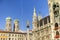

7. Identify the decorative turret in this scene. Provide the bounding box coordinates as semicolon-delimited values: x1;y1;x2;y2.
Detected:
38;14;42;21
33;7;37;17
37;13;42;28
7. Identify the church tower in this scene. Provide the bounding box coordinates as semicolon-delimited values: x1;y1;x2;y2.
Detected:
32;7;37;40
32;7;37;31
13;19;19;32
5;17;12;31
48;0;60;40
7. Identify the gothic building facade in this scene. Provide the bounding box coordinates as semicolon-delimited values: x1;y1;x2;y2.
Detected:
32;0;60;40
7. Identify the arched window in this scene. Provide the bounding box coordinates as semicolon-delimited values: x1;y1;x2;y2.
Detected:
56;31;59;35
54;23;58;30
53;3;56;10
54;31;59;38
55;23;58;27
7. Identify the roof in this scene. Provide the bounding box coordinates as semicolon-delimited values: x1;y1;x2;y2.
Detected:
6;17;11;20
14;19;19;23
39;15;50;26
0;30;32;35
0;30;26;34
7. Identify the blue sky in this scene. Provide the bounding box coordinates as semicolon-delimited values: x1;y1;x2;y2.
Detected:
0;0;49;31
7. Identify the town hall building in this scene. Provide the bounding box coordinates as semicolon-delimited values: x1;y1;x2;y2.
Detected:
32;0;60;40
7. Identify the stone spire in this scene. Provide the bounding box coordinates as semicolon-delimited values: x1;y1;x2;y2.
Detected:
33;7;37;17
32;7;37;30
33;7;37;22
38;13;42;21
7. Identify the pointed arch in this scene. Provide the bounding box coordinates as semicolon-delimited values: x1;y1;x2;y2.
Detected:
56;31;59;35
55;23;58;27
54;31;59;38
54;23;58;30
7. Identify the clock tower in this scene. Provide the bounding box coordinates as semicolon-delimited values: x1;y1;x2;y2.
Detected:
48;0;60;40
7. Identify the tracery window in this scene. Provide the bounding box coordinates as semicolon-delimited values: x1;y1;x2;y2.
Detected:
56;31;59;35
53;3;59;17
54;31;59;38
55;23;58;27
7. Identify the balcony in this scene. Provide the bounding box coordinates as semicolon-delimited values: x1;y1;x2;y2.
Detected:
54;35;59;38
54;27;58;30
